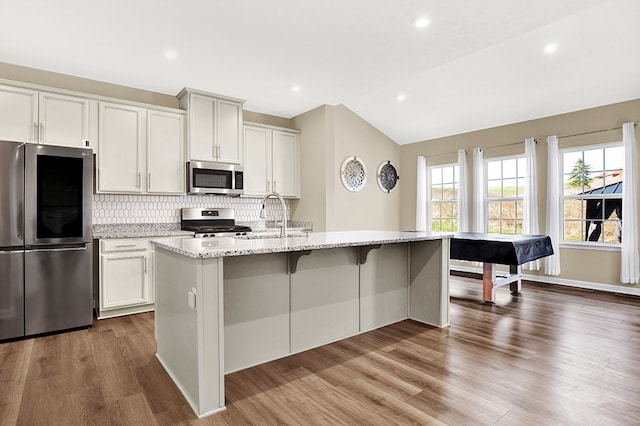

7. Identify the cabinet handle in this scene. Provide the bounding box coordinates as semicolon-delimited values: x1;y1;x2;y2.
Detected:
40;123;44;142
115;244;137;248
144;257;147;274
148;172;151;189
273;180;277;191
33;122;38;142
138;173;141;188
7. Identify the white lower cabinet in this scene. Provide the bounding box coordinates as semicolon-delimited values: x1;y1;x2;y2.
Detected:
97;238;154;319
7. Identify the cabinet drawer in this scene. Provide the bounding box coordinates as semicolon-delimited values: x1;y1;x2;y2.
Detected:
101;238;150;253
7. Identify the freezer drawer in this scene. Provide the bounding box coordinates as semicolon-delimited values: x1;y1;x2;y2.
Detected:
0;250;24;340
25;243;93;336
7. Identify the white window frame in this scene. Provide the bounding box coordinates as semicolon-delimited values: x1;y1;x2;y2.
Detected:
428;163;459;232
559;141;623;251
485;154;526;235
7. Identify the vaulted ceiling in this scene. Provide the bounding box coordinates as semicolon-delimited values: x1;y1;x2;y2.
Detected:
2;0;639;144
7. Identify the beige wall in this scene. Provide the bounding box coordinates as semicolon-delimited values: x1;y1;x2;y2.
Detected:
400;98;640;288
292;104;400;231
0;61;289;128
244;110;294;129
290;105;330;231
0;61;179;108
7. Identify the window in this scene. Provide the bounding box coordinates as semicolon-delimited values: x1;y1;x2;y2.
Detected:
429;164;458;232
486;156;525;234
561;144;623;244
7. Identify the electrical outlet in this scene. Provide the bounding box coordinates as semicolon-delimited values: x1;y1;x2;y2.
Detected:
188;288;197;310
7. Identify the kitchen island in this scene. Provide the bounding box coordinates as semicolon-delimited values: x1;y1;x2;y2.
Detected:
152;230;452;418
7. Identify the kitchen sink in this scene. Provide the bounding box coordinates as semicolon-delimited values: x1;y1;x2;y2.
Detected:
234;230;310;240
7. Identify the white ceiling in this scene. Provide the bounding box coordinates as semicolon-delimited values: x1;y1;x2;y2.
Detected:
2;0;639;144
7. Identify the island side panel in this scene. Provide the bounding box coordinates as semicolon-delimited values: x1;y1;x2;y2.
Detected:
408;238;450;327
359;244;410;332
154;247;225;418
223;253;290;373
290;247;359;353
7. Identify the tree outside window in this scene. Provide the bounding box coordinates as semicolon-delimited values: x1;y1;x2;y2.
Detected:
562;144;623;243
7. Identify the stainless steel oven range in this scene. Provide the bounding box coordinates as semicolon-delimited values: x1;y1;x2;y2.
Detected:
0;141;93;341
181;207;251;238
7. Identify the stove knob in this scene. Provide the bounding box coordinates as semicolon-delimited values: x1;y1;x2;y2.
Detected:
236;232;241;236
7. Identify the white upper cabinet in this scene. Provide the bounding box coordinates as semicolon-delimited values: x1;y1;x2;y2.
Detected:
38;92;90;148
147;110;185;194
272;130;300;198
178;88;244;164
0;85;38;142
98;102;146;193
97;102;186;195
243;125;272;196
0;84;91;148
243;123;300;198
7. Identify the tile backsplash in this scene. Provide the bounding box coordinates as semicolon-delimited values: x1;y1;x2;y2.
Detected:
92;194;290;225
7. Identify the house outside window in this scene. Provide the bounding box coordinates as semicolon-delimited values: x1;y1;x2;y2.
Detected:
486;156;525;234
561;143;624;244
429;164;458;232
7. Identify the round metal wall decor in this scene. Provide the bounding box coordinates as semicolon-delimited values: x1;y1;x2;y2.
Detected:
376;161;399;193
340;156;367;192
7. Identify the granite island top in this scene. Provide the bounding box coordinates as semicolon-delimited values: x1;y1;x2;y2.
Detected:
152;230;453;259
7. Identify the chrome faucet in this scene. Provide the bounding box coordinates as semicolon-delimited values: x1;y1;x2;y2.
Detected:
260;192;288;238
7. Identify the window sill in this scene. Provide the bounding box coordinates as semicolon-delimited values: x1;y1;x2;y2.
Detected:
559;242;621;252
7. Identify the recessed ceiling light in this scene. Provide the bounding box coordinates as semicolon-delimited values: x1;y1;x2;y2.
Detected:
164;50;178;60
544;43;558;54
291;85;301;92
397;93;406;102
415;17;430;29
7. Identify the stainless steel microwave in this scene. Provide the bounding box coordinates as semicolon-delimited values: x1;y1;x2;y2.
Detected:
187;161;244;195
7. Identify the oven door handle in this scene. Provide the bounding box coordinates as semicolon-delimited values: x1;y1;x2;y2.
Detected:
26;244;88;252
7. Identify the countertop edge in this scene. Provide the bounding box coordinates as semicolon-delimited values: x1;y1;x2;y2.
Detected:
152;231;453;259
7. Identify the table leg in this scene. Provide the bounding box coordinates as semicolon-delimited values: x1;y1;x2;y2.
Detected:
509;264;522;294
482;262;496;303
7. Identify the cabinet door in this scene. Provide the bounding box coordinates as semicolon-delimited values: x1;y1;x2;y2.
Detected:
97;102;145;193
147;110;185;194
273;130;300;198
188;93;216;162
243;125;271;197
38;92;90;148
217;99;243;164
0;85;38;143
100;252;151;309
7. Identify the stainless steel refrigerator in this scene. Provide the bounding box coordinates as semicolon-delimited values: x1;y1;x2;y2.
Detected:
0;140;93;341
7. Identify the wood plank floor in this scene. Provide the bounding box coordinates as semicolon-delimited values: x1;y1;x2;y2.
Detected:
2;276;640;425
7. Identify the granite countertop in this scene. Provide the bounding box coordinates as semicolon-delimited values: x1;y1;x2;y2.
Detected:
152;230;453;259
94;220;313;239
93;223;193;239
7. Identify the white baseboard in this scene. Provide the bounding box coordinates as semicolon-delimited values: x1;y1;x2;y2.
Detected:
451;265;640;297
